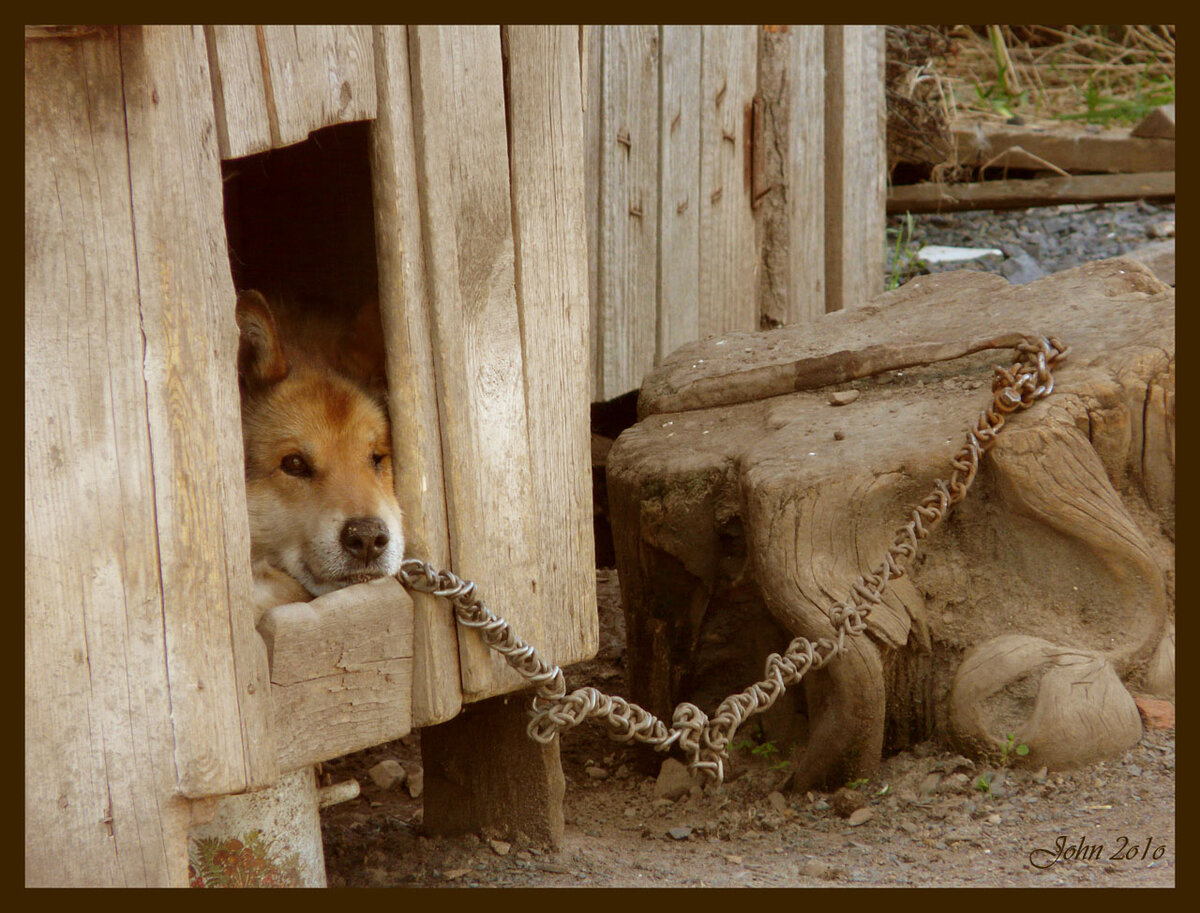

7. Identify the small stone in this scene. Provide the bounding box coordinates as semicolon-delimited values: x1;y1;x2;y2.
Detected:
1146;220;1175;239
918;772;941;797
442;868;470;881
515;851;533;862
829;390;861;406
847;807;873;827
798;859;835;879
655;758;697;800
368;759;406;790
1033;766;1048;784
724;854;743;865
624;806;639;818
985;814;1002;825
405;765;424;799
490;839;511;856
586;766;609;780
833;430;846;441
667;826;693;840
831;787;867;818
767;791;790;816
1134;696;1175;730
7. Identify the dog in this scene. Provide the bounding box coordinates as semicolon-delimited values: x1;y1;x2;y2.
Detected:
235;289;404;620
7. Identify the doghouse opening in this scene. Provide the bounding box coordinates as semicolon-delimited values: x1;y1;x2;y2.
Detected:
221;120;379;325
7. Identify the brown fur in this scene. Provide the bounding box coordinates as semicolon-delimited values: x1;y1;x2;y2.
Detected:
236;290;404;620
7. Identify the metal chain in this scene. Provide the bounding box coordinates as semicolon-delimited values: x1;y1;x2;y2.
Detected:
398;336;1069;784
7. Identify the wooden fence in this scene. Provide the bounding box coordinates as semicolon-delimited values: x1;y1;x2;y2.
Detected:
583;25;887;400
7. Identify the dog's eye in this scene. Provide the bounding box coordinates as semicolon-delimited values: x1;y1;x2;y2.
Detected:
280;453;312;477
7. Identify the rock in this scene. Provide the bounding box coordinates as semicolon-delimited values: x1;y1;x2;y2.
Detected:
490;839;511;857
405;765;424;799
585;766;609;780
1145;220;1175;239
724;854;743;865
767;791;790;816
667;826;693;841
368;759;407;790
829;389;861;406
1134;696;1175;730
1125;239;1175;286
831;787;867;818
654;758;697;801
847;808;873;827
798;859;838;880
999;243;1046;284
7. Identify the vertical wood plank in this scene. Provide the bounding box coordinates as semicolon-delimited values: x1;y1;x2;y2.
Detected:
407;25;543;699
699;25;758;338
657;26;701;361
25;28;190;886
598;25;659;400
824;25;886;312
203;25;272;159
504;25;599;673
258;25;376;148
120;25;277;795
582;25;604;400
757;25;825;327
369;25;462;727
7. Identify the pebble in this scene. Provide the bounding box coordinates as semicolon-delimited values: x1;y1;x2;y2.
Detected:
405;765;424;799
847;808;874;827
655;758;696;800
667;826;693;840
586;766;609;780
490;840;511;856
829;389;861;406
368;759;406;790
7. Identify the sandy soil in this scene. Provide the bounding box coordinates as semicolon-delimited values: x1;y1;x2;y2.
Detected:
319;570;1175;888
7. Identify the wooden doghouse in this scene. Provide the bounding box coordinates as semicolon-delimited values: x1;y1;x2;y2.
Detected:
25;25;595;886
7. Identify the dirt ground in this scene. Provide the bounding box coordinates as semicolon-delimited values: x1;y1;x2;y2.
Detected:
319;570;1175;888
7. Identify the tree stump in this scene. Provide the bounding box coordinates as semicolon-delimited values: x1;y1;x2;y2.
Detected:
608;259;1174;790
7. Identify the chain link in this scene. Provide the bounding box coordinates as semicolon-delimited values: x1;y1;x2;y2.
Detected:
398;336;1069;784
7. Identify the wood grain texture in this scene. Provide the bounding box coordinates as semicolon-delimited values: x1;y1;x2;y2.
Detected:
407;25;543;699
785;26;826;323
824;25;886;313
598;25;659;399
954;117;1175;175
25;27;191;887
120;25;277;796
658;26;701;359
887;171;1175;213
699;25;758;337
505;24;599;671
258;578;414;771
203;25;272;158
369;25;462;727
582;25;604;399
256;25;376;148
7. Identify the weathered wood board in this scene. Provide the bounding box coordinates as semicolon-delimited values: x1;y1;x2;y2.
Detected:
368;25;462;727
888;170;1175;213
205;25;376;156
953;117;1176;174
504;24;599;670
120;25;277;798
258;579;413;771
824;25;886;313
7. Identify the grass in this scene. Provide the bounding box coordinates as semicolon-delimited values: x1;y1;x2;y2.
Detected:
940;25;1175;126
885;211;926;290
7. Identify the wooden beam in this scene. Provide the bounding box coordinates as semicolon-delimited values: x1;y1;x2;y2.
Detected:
954;118;1175;176
888;171;1175;213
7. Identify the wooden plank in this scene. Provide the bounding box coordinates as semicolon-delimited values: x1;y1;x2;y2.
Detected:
24;27;191;887
824;25;886;312
202;25;272;159
756;25;825;326
658;26;701;359
582;25;604;399
407;25;543;699
954;117;1175;175
887;171;1176;213
368;25;462;727
504;25;599;671
598;25;659;400
120;25;277;795
258;579;413;771
257;25;376;148
699;25;758;336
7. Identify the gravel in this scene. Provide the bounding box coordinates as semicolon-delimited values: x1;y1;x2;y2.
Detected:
887;200;1176;286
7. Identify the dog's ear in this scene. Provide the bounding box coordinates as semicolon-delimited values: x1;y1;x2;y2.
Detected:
235;290;289;390
339;296;388;396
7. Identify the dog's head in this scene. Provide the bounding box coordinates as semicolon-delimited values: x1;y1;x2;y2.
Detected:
236;290;404;597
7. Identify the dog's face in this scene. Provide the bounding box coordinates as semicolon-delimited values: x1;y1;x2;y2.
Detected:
236;291;404;597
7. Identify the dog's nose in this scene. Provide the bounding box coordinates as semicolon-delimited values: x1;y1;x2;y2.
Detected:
340;517;390;564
